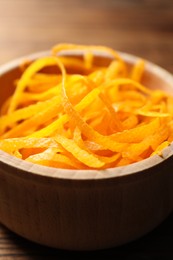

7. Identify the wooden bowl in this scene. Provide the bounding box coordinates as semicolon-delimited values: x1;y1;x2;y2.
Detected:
0;50;173;251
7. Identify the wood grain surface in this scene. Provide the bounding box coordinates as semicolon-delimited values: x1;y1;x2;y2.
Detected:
0;0;173;258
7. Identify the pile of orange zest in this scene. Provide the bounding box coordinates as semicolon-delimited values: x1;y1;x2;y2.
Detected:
0;43;173;170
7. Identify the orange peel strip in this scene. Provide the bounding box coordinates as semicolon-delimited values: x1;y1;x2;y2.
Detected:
55;135;105;168
8;57;60;114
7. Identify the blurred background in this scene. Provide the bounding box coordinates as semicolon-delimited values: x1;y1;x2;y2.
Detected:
0;0;172;72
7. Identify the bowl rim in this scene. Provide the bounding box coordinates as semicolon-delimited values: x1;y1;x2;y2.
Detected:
0;50;173;182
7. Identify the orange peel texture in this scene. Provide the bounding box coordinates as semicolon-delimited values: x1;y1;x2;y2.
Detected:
0;43;173;170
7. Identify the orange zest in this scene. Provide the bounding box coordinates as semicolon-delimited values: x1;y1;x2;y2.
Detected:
0;43;173;170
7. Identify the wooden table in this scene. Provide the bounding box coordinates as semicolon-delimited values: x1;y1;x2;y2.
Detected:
0;0;173;258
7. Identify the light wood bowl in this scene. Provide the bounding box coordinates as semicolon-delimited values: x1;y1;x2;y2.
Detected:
0;50;173;251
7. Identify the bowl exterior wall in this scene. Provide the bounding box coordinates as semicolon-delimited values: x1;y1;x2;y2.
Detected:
0;159;173;250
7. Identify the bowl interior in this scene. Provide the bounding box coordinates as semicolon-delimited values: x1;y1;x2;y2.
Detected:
0;51;173;181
